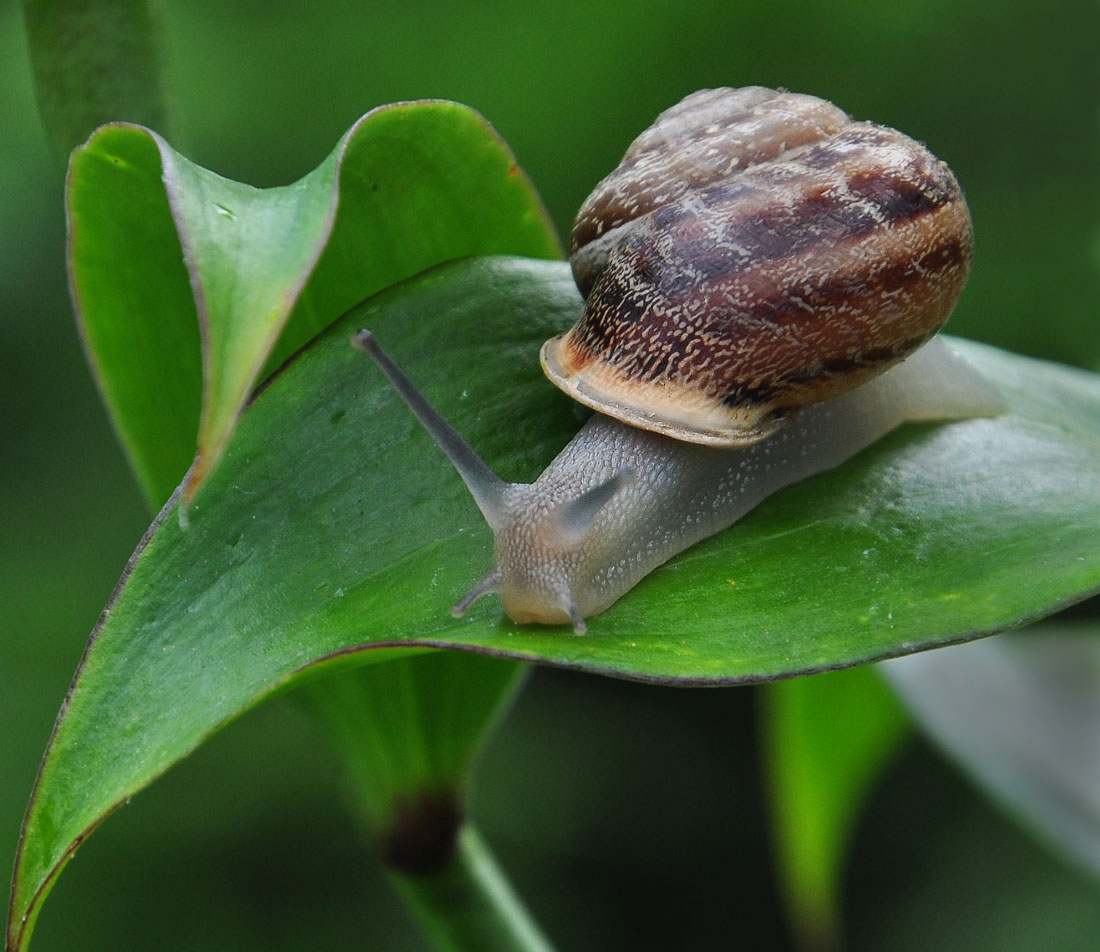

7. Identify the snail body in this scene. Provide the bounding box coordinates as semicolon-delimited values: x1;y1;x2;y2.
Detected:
354;88;1000;634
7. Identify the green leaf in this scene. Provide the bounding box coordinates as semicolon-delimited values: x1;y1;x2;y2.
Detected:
67;127;203;505
61;102;562;952
883;623;1100;879
9;257;1100;950
68;103;560;508
20;0;171;161
762;668;910;950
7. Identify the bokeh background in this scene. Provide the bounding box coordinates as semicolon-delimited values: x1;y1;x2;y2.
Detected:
3;0;1099;949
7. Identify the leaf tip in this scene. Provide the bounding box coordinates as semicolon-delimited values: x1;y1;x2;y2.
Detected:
181;455;207;509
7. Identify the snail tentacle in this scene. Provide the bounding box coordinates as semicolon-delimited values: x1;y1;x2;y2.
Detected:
352;329;508;530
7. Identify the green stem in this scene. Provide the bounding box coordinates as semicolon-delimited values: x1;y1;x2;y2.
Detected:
21;0;173;161
389;824;556;952
297;655;550;950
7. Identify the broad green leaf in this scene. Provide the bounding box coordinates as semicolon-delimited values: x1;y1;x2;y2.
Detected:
62;102;562;952
67;126;202;504
762;668;909;950
9;257;1100;950
68;104;560;508
883;623;1100;879
21;0;171;160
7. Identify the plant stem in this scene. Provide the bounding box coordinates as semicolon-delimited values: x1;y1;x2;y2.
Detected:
21;0;174;161
388;824;556;952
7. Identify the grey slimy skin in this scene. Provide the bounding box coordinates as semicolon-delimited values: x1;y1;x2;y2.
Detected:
353;332;1000;634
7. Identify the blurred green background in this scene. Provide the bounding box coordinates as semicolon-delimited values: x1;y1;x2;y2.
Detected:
3;0;1098;949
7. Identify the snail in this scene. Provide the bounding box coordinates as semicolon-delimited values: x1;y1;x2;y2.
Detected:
353;86;1001;634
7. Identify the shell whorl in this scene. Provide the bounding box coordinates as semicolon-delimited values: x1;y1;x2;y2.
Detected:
542;87;973;447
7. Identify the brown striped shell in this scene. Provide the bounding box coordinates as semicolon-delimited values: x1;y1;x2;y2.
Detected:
540;87;974;446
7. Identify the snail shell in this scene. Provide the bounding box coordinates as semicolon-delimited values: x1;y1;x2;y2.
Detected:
541;86;974;446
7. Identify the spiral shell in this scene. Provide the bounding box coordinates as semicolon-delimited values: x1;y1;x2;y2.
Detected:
540;86;973;446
